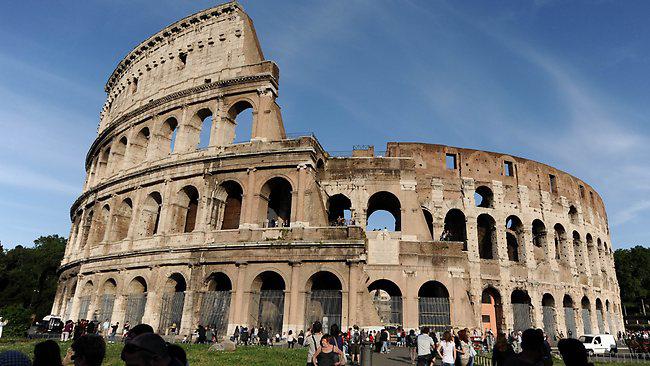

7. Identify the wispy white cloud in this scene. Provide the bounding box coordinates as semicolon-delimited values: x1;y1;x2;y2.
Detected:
0;163;80;195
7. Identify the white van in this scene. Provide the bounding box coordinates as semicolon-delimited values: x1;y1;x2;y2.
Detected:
579;334;617;355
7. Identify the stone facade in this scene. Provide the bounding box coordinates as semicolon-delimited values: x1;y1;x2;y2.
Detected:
52;1;623;339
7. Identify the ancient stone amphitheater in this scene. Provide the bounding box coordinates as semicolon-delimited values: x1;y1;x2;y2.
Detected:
53;2;623;340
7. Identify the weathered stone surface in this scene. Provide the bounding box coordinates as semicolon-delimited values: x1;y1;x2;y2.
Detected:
209;340;236;352
51;1;623;340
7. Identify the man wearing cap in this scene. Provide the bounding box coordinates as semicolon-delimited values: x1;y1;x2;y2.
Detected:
121;333;183;366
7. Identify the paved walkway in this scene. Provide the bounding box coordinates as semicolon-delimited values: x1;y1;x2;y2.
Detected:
369;347;417;365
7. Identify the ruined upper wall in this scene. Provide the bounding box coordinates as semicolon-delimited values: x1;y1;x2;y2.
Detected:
385;142;608;225
99;1;267;133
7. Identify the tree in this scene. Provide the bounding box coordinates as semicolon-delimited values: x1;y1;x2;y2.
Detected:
0;235;66;328
614;245;650;312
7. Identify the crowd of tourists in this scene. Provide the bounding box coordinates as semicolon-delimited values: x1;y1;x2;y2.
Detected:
0;323;188;366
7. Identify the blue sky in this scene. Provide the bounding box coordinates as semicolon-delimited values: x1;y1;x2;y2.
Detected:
0;0;649;249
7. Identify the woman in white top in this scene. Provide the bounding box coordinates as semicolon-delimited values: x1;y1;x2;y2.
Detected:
437;331;457;366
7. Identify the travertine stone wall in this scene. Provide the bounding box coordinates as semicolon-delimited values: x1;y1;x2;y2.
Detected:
53;1;623;339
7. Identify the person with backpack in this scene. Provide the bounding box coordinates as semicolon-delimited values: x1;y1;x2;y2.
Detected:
407;329;418;364
349;325;361;365
298;330;305;346
417;327;437;366
305;321;323;366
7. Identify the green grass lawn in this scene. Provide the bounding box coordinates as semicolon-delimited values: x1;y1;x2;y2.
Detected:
0;339;307;366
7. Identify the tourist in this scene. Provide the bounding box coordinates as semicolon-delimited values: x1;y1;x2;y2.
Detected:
557;338;594;366
123;321;131;337
205;326;213;344
195;325;206;344
0;317;8;339
66;334;106;366
110;322;119;343
457;329;471;366
329;324;345;359
349;325;361;366
101;319;110;338
416;327;436;366
305;321;323;366
492;333;514;366
233;325;240;344
61;320;74;342
288;330;296;348
313;334;344;366
124;323;155;342
504;329;546;366
298;330;305;346
241;326;250;345
121;333;182;366
437;330;456;366
406;329;418;364
33;340;62;366
485;329;494;350
380;327;390;354
0;350;31;366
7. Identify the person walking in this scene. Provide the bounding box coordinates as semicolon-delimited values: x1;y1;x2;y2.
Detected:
458;329;472;366
416;327;436;366
380;328;390;354
305;321;324;366
313;334;344;366
349;325;361;366
0;317;8;339
437;330;457;366
406;329;418;364
492;333;515;366
288;330;296;348
61;320;74;342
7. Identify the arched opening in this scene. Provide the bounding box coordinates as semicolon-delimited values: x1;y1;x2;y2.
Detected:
595;298;605;333
196;108;213;149
159;273;186;335
511;290;532;331
573;231;587;274
219;181;243;230
422;208;434;240
171;186;199;233
78;281;94;320
97;146;111;179
227;100;254;144
112;136;128;173
532;219;547;263
606;300;614;335
581;296;592;335
586;234;599;276
569;205;579;225
93;204;110;244
200;272;232;339
328;194;352;226
542;294;557;342
138;192;162;237
261;177;292;227
478;214;497;259
563;295;577;338
125;277;147;325
63;279;77;320
554;224;568;262
250;271;285;333
506;215;524;262
442;209;467;249
96;279;117;322
161;117;178;155
474;186;494;208
80;210;94;250
305;272;343;331
129;127;150;165
481;287;503;335
418;281;450;332
112;198;132;241
367;191;401;231
368;279;403;327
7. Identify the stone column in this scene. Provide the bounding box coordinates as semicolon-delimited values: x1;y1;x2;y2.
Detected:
404;270;419;329
232;262;248;327
287;261;303;332
347;260;361;329
292;164;308;227
180;290;196;335
242;168;257;227
68;278;84;322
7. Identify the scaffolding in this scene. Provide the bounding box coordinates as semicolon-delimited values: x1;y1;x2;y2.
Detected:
199;291;231;339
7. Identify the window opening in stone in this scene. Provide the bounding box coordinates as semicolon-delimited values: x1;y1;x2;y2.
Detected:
422;208;434;240
366;191;401;231
554;223;567;262
328;194;352;226
506;215;523;262
579;185;585;198
445;153;457;170
219;181;243;230
227;100;254;144
418;281;451;333
159;273;186;334
573;231;586;274
95;204;110;244
178;52;187;68
131;77;138;94
442;209;467;249
532;219;547;248
589;191;595;205
581;296;592;335
563;295;577;338
477;214;497;259
549;174;557;194
568;205;578;225
511;290;532;331
504;161;514;177
368;279;403;327
201;272;232;338
113;198;133;241
197;109;213;150
481;287;503;334
474;186;493;208
162;117;178;154
181;186;199;233
541;293;557;338
140;192;162;237
131;127;150;164
305;272;343;331
261;177;292;227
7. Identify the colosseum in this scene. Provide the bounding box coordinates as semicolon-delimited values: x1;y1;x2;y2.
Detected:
52;1;623;341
